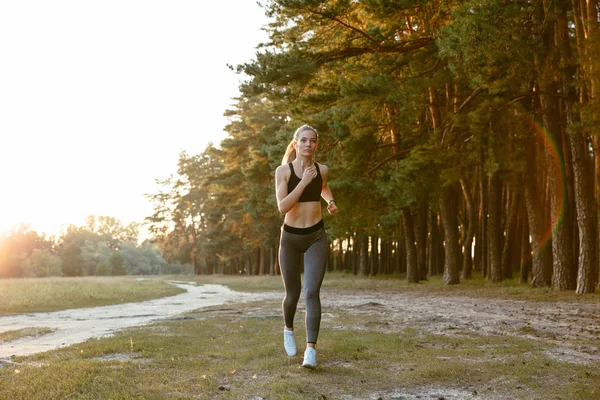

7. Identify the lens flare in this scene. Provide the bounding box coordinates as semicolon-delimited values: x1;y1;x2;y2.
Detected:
519;111;567;254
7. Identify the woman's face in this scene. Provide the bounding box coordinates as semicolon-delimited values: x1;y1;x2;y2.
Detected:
294;130;318;158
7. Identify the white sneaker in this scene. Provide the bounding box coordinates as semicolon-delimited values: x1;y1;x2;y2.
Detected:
301;347;317;369
283;330;297;356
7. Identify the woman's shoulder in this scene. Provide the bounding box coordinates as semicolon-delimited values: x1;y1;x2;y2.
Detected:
316;162;328;173
276;163;291;178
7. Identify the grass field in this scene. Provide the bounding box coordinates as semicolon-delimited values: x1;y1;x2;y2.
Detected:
0;273;599;399
0;276;185;316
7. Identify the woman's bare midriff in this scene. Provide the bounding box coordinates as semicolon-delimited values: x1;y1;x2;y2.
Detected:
284;201;322;228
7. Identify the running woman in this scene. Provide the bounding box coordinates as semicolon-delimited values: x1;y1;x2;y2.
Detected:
274;124;339;369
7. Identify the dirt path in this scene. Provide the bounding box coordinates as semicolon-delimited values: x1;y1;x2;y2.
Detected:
0;281;276;359
322;289;600;365
2;282;598;367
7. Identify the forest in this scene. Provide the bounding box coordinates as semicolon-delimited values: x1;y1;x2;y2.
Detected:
146;0;600;293
0;217;190;278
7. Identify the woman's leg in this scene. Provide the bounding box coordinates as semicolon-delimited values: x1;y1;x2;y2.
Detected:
279;231;302;330
302;231;328;344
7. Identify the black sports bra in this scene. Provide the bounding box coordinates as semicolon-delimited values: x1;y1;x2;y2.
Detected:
287;162;322;202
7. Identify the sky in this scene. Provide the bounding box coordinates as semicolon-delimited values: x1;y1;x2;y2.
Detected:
0;1;270;238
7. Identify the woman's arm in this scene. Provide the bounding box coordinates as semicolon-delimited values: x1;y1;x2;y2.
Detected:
275;163;317;215
320;164;338;216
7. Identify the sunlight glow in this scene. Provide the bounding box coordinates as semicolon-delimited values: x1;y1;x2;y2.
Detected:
0;1;269;237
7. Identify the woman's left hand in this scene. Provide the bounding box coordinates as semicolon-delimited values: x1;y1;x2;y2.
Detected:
327;201;338;216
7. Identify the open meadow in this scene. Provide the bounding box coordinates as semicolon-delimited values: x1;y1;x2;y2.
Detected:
0;276;185;316
0;274;599;399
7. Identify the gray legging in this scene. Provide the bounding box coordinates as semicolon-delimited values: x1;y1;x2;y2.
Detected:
279;222;328;344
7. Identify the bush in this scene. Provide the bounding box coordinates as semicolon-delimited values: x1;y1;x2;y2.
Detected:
20;249;63;277
160;262;194;275
119;242;165;275
108;252;127;276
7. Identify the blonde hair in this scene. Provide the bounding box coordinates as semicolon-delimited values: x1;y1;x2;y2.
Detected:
281;125;318;165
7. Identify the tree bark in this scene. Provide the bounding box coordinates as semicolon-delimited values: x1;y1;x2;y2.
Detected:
259;245;266;275
403;207;419;283
460;179;476;280
338;239;344;272
524;139;551;287
269;246;275;275
583;0;600;289
193;255;201;275
428;210;443;276
519;214;532;284
371;234;380;276
501;189;521;280
537;1;574;290
478;159;489;277
359;231;369;276
488;172;503;282
415;199;429;280
397;221;407;273
439;186;460;285
569;124;596;293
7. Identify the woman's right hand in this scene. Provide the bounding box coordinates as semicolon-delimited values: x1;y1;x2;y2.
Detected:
300;160;317;186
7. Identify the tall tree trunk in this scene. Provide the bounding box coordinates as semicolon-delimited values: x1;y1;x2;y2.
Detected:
403;207;419;283
380;239;386;274
511;202;525;280
359;231;369;276
350;237;355;273
259;245;266;275
428;210;443;276
519;214;532;284
569;124;596;293
584;0;600;288
336;239;344;271
397;221;407;273
526;24;551;288
269;246;275;275
537;1;574;289
347;236;354;273
460;179;476;280
557;2;597;293
385;237;392;274
439;186;460;285
524;144;550;287
193;255;201;275
488;172;503;282
478;159;489;277
415;199;429;280
371;234;379;276
501;189;521;280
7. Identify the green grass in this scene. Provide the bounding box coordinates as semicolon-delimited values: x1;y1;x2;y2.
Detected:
0;276;186;316
0;299;597;399
0;327;55;343
1;274;598;398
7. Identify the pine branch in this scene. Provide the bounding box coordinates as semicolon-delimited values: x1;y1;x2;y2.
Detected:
313;37;434;65
401;59;441;82
319;140;340;154
299;7;382;49
454;86;485;115
366;150;411;176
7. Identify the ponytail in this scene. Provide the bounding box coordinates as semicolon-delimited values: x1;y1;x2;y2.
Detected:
281;124;317;165
281;141;296;165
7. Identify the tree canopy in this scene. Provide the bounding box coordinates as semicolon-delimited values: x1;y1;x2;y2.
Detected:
147;0;600;293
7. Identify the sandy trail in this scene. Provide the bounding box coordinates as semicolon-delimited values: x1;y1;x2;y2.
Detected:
2;281;598;367
0;281;276;359
322;290;600;365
